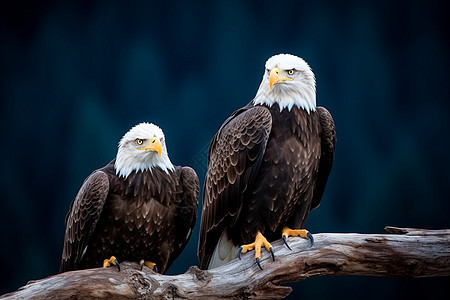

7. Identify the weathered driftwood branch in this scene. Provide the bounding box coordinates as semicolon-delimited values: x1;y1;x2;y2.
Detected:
2;227;449;299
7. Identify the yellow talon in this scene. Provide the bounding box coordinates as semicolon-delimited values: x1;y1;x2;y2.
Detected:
238;232;274;270
139;259;157;272
282;227;314;250
103;256;120;271
282;227;309;239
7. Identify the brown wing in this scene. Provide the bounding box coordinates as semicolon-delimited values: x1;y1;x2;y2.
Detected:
59;170;110;272
166;166;199;270
198;105;272;269
311;106;336;209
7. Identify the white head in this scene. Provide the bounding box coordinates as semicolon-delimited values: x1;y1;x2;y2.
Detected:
253;53;316;113
115;123;174;178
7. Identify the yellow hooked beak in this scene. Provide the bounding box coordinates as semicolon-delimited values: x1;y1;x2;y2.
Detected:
269;67;293;89
138;136;162;157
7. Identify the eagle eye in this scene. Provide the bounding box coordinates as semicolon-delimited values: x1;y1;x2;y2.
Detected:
135;138;144;145
287;69;295;75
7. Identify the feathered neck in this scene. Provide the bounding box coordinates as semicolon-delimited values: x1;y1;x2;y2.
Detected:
252;78;316;113
115;149;174;179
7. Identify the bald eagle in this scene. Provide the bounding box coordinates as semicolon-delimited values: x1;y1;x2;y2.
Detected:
198;54;336;270
60;123;199;274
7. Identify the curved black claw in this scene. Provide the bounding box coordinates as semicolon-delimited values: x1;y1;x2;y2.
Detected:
269;247;275;261
307;232;314;247
255;257;263;270
140;261;158;273
237;247;243;260
283;235;292;251
114;258;121;272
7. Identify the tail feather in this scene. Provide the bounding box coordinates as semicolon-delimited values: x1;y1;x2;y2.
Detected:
208;231;238;269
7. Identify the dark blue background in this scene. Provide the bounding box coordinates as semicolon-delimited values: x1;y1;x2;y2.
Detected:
1;1;449;298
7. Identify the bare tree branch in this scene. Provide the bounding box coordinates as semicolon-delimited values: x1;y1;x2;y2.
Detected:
2;227;449;299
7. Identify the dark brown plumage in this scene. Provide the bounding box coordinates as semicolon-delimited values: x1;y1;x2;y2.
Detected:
60;124;199;274
198;54;336;269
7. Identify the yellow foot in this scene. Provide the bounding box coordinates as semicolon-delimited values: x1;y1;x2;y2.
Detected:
139;259;158;272
282;227;314;250
103;256;120;271
237;232;275;270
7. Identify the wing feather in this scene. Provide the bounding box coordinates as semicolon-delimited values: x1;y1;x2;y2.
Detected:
311;106;336;209
59;170;110;272
198;105;272;269
166;167;199;270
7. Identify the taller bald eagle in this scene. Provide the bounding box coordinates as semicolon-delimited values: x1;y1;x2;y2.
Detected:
198;54;336;269
60;123;199;274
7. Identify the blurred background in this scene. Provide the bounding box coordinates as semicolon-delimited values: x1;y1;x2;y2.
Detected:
1;0;449;298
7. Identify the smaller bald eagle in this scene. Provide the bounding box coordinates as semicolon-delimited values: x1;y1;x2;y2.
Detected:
60;123;199;274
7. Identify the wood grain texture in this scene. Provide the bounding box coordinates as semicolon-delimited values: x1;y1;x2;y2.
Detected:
3;227;449;299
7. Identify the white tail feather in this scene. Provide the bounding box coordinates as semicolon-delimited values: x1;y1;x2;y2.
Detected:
208;231;239;269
